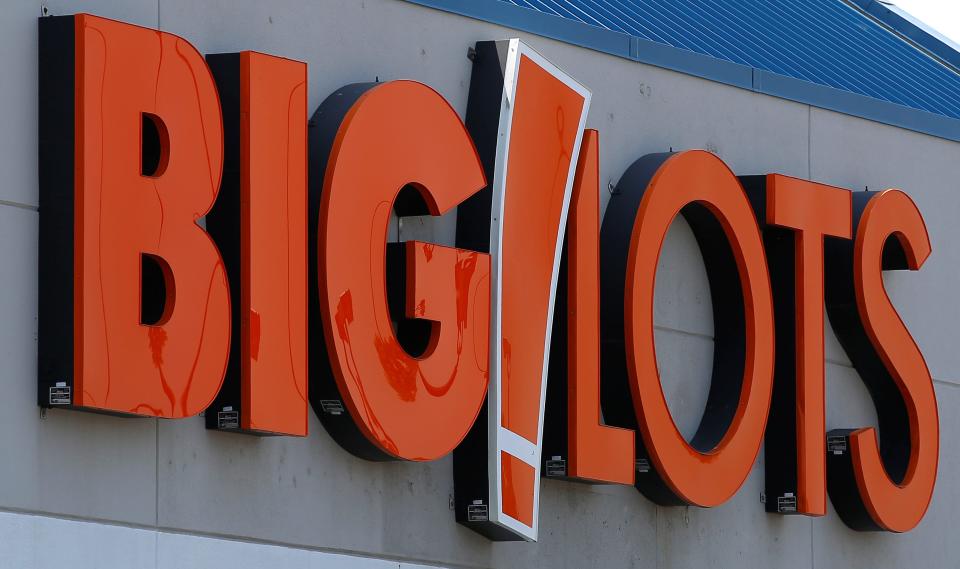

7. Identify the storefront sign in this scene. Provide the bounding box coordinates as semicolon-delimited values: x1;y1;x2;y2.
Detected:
37;14;938;541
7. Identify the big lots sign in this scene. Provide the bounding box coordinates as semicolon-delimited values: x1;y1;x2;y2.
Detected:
36;14;938;542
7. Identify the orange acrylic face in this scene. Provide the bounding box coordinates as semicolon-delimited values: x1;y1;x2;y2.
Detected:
766;174;852;516
73;14;230;417
567;130;635;485
318;80;491;461
501;451;536;526
238;52;308;435
848;190;938;532
498;55;588;445
625;150;775;507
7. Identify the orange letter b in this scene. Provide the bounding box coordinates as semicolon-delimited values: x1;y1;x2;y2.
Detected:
39;14;230;418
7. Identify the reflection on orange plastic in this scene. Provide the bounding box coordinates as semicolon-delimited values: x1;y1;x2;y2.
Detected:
239;52;308;435
318;81;490;461
625;151;774;507
849;190;938;533
73;15;230;417
499;54;586;443
501;451;535;526
567;130;635;484
767;174;852;516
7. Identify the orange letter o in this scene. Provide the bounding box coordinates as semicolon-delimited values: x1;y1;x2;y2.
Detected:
602;150;775;507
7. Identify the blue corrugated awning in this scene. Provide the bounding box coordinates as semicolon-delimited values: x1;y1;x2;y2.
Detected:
499;0;960;120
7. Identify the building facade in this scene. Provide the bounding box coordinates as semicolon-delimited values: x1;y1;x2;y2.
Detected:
2;0;959;567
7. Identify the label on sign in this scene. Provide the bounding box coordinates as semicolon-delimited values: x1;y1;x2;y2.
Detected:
48;386;70;405
217;411;240;430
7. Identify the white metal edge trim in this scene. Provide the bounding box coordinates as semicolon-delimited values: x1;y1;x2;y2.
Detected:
499;426;538;463
487;37;521;538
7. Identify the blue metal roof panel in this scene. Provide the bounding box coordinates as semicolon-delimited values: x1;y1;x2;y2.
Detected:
849;0;960;71
501;0;960;120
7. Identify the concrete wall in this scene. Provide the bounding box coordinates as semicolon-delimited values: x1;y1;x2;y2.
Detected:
1;0;957;567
